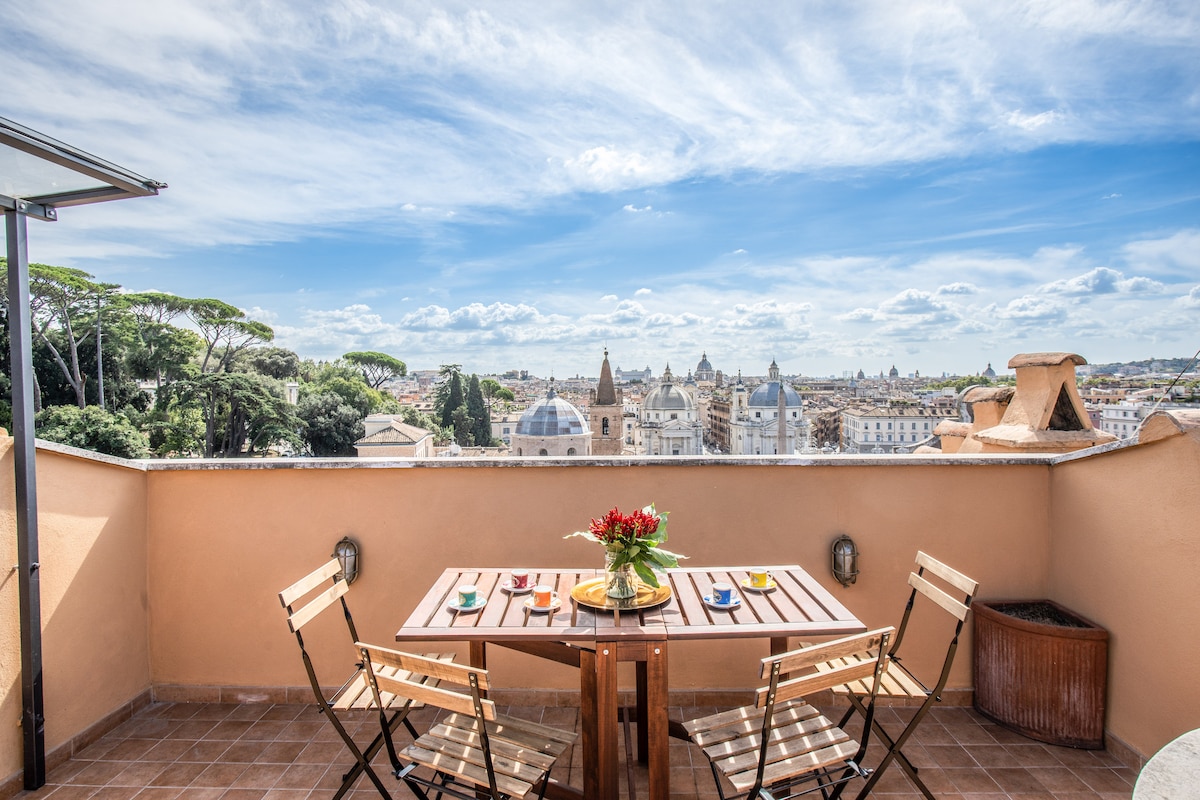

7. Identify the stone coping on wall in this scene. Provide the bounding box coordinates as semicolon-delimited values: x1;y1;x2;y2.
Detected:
27;423;1182;471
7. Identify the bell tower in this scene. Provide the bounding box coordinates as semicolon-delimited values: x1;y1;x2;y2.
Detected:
590;348;624;455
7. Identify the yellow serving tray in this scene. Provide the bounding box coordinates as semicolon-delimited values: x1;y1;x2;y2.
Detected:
570;576;672;611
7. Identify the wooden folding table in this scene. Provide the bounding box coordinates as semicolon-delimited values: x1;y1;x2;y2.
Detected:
395;565;865;800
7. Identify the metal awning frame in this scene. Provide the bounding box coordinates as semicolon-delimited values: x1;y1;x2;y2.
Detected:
2;116;164;791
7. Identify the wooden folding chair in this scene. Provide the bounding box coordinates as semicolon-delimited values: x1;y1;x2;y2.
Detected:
357;643;578;800
279;559;453;800
815;551;979;800
682;628;894;800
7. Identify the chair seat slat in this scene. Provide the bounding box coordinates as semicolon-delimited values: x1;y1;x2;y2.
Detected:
698;714;841;761
726;740;859;792
441;712;577;751
427;722;562;771
401;742;534;797
682;699;817;742
410;731;549;784
709;722;850;776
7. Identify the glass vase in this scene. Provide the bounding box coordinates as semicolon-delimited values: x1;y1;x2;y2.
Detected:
605;549;638;599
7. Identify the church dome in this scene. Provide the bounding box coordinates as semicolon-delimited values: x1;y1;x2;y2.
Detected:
643;366;694;411
748;382;802;408
696;353;712;372
515;386;587;436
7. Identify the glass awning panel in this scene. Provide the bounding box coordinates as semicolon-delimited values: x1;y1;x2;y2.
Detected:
0;116;165;210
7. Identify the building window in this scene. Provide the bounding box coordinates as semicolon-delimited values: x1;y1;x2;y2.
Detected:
567;447;577;455
670;413;678;420
755;412;761;418
602;417;609;435
539;449;548;456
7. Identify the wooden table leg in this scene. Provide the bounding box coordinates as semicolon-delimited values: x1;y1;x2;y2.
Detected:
580;646;619;800
635;661;648;763
646;643;669;800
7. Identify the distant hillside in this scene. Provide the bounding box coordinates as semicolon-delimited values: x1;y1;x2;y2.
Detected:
1087;356;1198;375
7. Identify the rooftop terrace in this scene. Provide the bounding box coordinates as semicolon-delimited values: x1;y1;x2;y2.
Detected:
3;408;1199;799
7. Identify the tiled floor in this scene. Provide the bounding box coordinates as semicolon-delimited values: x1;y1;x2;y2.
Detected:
16;702;1137;800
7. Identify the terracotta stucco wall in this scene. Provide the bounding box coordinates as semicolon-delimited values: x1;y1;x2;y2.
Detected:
0;442;149;784
144;459;1050;699
1049;430;1200;758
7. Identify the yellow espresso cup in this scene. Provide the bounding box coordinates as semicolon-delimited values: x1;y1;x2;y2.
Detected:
749;569;771;589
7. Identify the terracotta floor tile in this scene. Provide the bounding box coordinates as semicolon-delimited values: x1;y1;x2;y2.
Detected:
1007;744;1065;768
254;741;305;765
171;789;225;800
88;787;142;800
1072;767;1135;792
272;765;327;791
148;763;207;788
106;763;169;788
229;765;287;790
37;786;102;800
1027;766;1090;792
66;762;130;787
130;788;183;800
945;766;1004;792
926;743;979;768
188;765;248;790
178;742;232;764
218;742;269;764
215;790;264;800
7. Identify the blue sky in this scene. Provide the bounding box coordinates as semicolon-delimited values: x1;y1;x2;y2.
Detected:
4;1;1199;378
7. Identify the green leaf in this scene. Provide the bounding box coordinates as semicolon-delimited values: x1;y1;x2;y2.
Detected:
633;561;660;587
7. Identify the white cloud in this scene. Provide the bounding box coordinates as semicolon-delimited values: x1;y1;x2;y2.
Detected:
1176;286;1200;309
622;204;653;213
400;302;542;330
635;288;653;296
1040;267;1164;295
6;1;1199;258
600;294;618;302
1003;109;1066;132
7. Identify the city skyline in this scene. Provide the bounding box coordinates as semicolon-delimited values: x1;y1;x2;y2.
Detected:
4;2;1199;378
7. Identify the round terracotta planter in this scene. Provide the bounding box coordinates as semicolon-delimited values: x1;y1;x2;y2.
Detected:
973;600;1108;749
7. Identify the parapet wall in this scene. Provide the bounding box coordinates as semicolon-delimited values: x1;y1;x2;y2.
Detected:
3;425;1199;788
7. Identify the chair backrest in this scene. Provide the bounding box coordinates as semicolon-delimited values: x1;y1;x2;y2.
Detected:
278;558;360;699
357;643;505;798
755;627;893;708
891;551;980;697
357;643;497;721
748;628;893;798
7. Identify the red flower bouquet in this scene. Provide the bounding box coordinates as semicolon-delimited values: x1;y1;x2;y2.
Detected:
565;504;683;589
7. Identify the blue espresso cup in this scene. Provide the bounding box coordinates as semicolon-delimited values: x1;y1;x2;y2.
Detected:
712;581;735;605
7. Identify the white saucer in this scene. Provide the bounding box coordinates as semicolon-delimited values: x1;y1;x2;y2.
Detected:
524;596;561;613
704;595;742;610
740;578;777;593
448;598;487;613
501;581;533;594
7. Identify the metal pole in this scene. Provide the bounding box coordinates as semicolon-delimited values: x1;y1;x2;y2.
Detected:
6;206;46;789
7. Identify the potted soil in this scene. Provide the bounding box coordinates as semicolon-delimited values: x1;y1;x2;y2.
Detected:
973;600;1108;749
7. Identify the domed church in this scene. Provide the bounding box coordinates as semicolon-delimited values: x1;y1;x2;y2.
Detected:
510;379;591;456
729;360;809;455
637;365;704;456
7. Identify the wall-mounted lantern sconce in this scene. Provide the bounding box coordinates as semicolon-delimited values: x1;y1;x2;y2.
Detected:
332;536;360;585
831;534;859;587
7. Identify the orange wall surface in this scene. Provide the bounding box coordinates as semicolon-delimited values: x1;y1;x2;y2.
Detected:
144;460;1050;699
1049;430;1200;756
0;443;149;784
